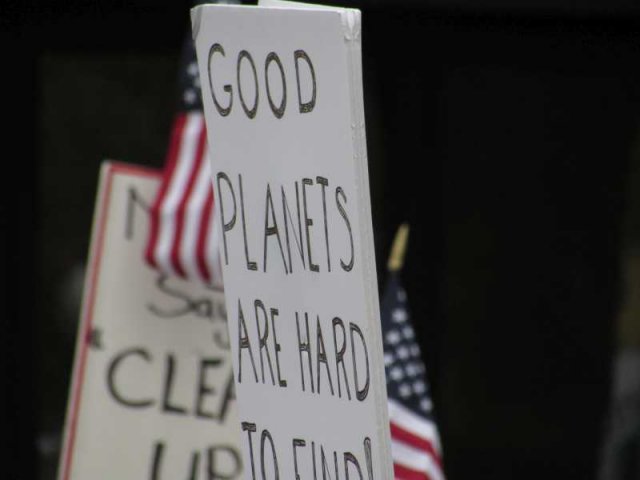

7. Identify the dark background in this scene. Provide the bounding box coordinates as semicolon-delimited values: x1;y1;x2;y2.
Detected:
3;0;640;478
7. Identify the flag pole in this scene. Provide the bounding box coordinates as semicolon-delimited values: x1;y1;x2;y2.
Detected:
387;223;410;273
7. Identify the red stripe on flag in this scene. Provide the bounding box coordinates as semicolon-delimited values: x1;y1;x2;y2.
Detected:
196;188;214;283
145;113;187;268
169;123;207;277
394;463;431;480
390;422;443;468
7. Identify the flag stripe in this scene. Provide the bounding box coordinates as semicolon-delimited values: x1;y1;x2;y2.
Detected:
388;399;442;454
156;114;202;277
144;34;224;288
170;119;207;277
145;111;222;287
391;440;445;480
145;113;187;269
391;422;442;469
394;463;432;480
381;275;445;479
180;140;212;283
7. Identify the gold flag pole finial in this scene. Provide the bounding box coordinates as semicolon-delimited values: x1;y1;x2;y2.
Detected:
387;223;410;273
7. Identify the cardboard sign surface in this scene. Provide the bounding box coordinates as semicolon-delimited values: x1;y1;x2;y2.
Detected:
59;163;241;480
192;4;394;478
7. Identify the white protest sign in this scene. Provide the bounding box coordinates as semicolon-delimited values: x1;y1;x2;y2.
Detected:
58;162;242;480
192;4;394;478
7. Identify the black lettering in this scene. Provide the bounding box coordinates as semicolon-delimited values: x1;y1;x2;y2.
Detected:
106;347;154;408
316;176;330;272
293;439;306;480
265;52;286;118
281;183;306;272
350;323;370;401
238;299;259;383
344;453;363;480
148;274;202;318
332;317;351;400
296;312;314;393
149;442;201;480
237;50;259;118
242;422;258;480
312;441;318;480
302;178;319;272
207;445;243;480
149;441;164;480
239;174;258;270
294;50;316;113
208;43;232;116
263;184;289;274
261;429;279;480
195;358;223;420
321;447;338;480
162;354;188;415
364;438;373;480
270;308;287;387
336;187;354;272
189;452;201;480
125;186;149;240
316;316;334;396
216;172;236;265
255;299;275;385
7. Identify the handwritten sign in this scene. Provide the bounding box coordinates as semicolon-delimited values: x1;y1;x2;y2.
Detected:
192;3;394;479
58;162;242;480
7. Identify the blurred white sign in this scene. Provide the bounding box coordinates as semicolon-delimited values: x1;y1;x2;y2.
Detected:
58;162;242;480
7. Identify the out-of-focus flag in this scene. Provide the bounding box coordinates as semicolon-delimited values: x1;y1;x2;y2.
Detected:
145;19;224;287
382;224;446;480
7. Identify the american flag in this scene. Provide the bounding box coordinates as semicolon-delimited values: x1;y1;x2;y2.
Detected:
145;27;223;287
382;272;445;480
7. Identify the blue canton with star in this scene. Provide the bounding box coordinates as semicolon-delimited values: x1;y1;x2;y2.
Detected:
381;273;434;418
178;36;203;112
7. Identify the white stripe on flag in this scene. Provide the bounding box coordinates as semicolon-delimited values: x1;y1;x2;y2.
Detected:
388;399;442;454
156;113;203;276
391;439;445;480
181;132;210;283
